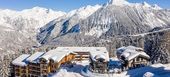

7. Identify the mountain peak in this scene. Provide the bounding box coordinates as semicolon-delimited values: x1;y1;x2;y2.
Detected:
109;0;129;6
67;5;101;19
142;1;151;7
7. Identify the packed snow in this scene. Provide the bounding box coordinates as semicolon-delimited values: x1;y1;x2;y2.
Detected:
49;59;170;77
143;72;156;77
51;61;89;77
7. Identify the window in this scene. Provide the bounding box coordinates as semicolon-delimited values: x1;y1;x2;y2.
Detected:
137;57;140;61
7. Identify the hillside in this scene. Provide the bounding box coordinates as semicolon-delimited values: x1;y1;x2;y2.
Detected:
0;7;66;53
36;0;170;64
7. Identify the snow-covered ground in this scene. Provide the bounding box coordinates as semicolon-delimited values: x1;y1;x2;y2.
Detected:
50;59;170;77
51;61;89;77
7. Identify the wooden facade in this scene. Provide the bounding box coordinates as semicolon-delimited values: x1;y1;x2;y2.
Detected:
39;58;50;77
13;65;28;77
74;52;90;61
12;53;76;77
89;51;109;74
116;46;150;71
49;53;76;73
89;57;109;73
12;47;109;76
11;54;30;77
27;62;41;77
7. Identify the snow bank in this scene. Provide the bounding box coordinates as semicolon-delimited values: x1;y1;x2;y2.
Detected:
50;58;170;77
143;72;156;77
51;61;89;77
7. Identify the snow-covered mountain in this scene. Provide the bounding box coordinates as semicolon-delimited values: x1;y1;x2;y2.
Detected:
82;1;169;37
37;0;170;44
0;7;66;34
0;7;66;52
0;0;170;63
36;0;170;64
37;5;102;44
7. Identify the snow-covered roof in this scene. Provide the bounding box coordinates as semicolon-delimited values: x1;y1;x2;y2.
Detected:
50;50;71;62
12;54;30;66
57;47;107;52
117;46;150;61
55;47;109;62
40;48;73;63
116;46;143;55
89;47;109;62
26;52;45;63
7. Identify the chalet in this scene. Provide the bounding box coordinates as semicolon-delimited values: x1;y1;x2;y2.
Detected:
116;46;150;71
57;47;109;73
12;54;30;77
40;49;76;76
89;47;109;73
26;52;45;77
55;47;110;73
11;49;76;77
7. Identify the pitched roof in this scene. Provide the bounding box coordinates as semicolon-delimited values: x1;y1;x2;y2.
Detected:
26;52;45;63
89;47;109;62
56;47;107;52
117;46;150;61
40;48;72;63
48;47;109;61
50;50;71;62
12;54;30;66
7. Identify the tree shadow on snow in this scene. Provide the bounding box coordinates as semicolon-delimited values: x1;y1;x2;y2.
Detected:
126;66;170;77
64;64;86;74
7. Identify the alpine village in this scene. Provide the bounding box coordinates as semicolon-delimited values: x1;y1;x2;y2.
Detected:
11;46;150;77
0;0;170;77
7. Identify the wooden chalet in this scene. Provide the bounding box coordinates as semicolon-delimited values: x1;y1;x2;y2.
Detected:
40;49;76;75
12;48;76;77
56;47;110;73
88;47;109;73
12;54;30;77
116;46;150;71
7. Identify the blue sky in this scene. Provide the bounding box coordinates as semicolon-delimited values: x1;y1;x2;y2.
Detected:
0;0;169;12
